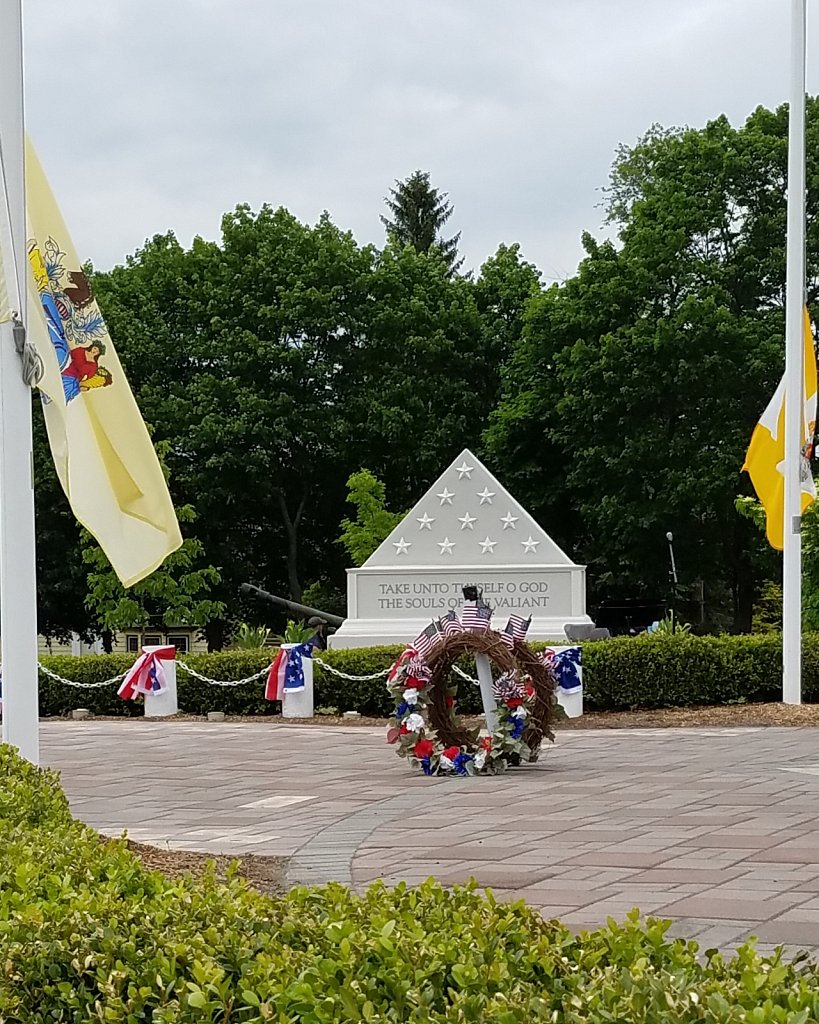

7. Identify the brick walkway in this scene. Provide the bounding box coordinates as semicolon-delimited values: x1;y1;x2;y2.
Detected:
42;721;819;956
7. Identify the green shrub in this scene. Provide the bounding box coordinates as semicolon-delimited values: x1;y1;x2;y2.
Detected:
36;633;819;718
1;745;818;1020
580;634;792;710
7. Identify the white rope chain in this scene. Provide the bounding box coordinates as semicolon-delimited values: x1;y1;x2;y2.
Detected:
38;664;127;689
36;658;392;689
313;659;390;682
175;660;269;688
451;663;480;686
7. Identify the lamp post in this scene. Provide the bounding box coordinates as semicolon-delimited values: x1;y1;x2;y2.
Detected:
666;532;678;634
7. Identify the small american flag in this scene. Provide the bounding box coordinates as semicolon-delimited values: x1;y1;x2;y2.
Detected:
413;621;443;658
462;600;492;633
501;614;531;647
440;610;462;636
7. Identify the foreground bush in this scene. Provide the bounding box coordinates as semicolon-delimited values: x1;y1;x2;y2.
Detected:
39;632;819;717
0;746;818;1020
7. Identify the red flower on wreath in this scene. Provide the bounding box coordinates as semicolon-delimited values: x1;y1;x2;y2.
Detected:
404;677;427;689
442;745;461;761
446;696;455;708
506;697;524;708
480;736;492;752
524;683;535;699
414;738;434;759
400;724;410;735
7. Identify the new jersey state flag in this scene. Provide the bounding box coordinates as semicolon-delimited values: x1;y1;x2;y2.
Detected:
25;141;182;586
743;308;818;551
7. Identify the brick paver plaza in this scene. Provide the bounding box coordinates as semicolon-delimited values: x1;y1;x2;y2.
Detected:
42;721;819;956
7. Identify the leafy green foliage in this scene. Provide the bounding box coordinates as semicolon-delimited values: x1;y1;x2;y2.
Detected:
650;614;692;636
753;582;783;633
737;495;819;628
82;500;224;632
581;634;791;709
339;469;406;566
231;623;272;649
485;103;819;630
381;169;463;274
274;619;316;644
2;745;819;1020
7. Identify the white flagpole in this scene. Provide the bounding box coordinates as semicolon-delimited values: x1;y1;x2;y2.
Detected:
0;0;40;760
783;0;807;705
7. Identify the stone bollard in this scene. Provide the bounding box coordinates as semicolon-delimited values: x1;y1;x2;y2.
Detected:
71;708;90;720
281;644;314;719
143;646;179;717
207;711;225;722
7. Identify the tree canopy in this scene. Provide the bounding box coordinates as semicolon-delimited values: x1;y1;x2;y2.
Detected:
35;99;819;644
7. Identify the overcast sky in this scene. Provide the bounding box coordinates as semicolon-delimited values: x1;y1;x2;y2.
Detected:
22;0;819;282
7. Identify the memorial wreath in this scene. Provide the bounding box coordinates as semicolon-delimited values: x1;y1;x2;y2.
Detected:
387;601;558;776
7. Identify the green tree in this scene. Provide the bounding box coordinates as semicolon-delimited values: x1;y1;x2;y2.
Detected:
93;212;375;622
82;501;225;639
381;170;464;275
474;243;542;365
344;241;491;506
488;102;819;630
81;443;224;639
339;469;407;566
33;402;95;642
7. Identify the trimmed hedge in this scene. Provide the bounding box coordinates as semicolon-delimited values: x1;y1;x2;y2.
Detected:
37;633;819;718
2;745;819;1021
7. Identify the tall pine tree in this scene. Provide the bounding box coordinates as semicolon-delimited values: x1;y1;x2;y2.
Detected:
381;170;463;274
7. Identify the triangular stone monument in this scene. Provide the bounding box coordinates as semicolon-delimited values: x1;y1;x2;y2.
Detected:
329;449;592;648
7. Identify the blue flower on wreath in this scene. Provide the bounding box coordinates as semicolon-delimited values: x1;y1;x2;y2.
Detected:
421;756;433;776
395;700;410;717
453;752;473;776
510;717;525;740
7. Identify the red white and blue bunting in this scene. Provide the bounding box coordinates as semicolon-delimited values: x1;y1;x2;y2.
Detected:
117;645;175;701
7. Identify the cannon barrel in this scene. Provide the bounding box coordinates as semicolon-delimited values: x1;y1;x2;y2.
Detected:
240;583;346;627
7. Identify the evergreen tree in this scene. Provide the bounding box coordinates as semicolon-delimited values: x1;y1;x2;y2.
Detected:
381;170;464;274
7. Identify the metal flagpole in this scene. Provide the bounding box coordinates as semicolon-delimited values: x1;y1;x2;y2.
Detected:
783;0;808;705
0;0;40;760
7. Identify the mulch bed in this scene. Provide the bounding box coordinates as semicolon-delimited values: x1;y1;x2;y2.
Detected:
73;703;819;729
124;840;288;897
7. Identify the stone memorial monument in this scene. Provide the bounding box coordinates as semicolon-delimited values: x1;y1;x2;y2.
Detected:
329;449;592;649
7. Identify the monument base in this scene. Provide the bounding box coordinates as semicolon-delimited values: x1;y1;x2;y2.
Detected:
328;614;592;649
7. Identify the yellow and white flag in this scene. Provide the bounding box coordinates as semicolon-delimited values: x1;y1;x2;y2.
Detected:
25;141;182;586
743;308;817;550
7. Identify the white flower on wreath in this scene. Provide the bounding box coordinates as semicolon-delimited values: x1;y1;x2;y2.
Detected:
439;753;456;770
402;688;419;705
474;749;487;770
404;713;425;733
511;706;527;719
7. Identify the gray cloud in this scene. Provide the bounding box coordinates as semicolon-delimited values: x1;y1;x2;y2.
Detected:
22;0;813;280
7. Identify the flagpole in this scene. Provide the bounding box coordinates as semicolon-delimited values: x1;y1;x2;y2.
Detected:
0;0;40;760
783;0;807;705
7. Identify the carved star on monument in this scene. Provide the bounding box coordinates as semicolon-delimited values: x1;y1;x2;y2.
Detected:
393;537;411;555
500;511;519;530
521;536;540;553
455;460;474;479
477;487;495;505
479;536;497;554
416;512;435;530
438;537;455;555
458;511;477;530
436;487;455;505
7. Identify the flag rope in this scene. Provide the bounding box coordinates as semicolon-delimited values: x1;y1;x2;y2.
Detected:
34;658;393;688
